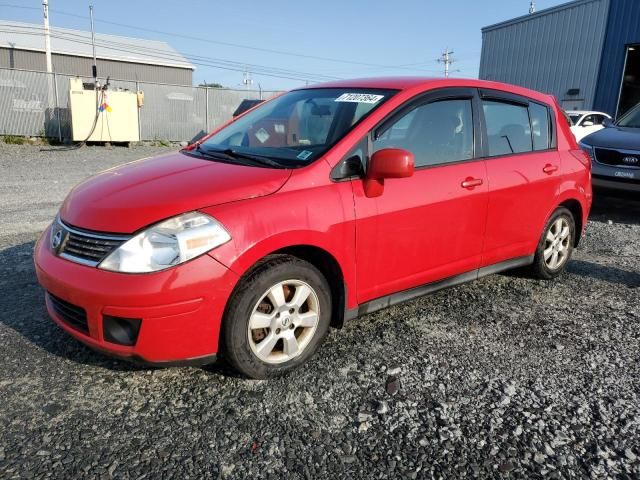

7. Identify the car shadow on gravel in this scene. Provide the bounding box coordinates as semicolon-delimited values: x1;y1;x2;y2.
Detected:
0;241;148;372
567;259;640;288
590;190;640;226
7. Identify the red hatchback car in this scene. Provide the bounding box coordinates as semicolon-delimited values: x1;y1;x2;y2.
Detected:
35;78;592;378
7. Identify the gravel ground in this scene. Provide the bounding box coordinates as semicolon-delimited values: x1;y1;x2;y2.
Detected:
0;143;639;479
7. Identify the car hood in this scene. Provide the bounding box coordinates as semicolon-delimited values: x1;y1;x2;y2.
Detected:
582;126;640;150
59;151;291;233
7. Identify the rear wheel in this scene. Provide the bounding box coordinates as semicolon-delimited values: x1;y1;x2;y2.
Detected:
222;255;331;379
528;207;575;279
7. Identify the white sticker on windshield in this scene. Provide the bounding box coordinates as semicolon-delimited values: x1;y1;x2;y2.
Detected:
254;127;270;144
335;93;384;104
297;150;313;160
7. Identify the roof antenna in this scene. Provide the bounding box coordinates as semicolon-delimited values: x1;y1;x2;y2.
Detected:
529;0;536;14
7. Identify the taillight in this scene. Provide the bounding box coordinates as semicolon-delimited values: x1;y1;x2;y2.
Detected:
570;149;591;169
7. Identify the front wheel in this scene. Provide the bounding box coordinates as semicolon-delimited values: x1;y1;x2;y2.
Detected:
528;207;576;280
222;255;331;379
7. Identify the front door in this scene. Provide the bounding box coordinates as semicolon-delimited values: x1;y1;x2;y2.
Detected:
353;89;489;303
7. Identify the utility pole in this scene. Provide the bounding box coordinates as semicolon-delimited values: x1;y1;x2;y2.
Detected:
42;0;52;74
437;48;455;78
529;1;536;14
242;68;253;92
43;0;55;113
89;5;98;83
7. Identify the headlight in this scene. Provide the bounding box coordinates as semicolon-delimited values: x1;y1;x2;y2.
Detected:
578;141;594;160
99;212;231;273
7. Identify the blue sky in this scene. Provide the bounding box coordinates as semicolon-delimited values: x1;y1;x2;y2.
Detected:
2;0;566;90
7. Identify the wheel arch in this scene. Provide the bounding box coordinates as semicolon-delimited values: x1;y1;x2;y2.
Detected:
541;193;586;249
273;245;346;328
222;242;349;330
558;198;584;247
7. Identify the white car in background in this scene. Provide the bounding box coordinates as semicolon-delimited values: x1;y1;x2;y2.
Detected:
566;110;612;141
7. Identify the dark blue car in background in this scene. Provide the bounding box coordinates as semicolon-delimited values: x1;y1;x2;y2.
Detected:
580;103;640;193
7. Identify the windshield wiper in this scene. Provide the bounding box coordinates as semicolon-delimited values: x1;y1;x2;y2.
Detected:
196;145;285;168
218;148;286;168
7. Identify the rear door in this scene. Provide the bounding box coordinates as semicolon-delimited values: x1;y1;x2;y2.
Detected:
479;90;561;267
352;88;489;303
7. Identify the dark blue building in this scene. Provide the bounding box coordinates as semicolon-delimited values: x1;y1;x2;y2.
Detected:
480;0;640;119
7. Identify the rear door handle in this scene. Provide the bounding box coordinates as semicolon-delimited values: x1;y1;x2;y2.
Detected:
461;177;483;189
543;164;559;174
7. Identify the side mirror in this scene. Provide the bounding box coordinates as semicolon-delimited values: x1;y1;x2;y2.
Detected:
582;120;594;127
364;148;414;198
603;118;613;128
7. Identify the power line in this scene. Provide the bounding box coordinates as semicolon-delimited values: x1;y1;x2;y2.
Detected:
1;4;479;79
0;2;442;73
0;24;339;83
0;23;340;81
0;31;325;83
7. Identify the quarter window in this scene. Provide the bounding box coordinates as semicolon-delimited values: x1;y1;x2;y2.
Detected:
374;99;474;167
482;101;533;156
529;102;551;151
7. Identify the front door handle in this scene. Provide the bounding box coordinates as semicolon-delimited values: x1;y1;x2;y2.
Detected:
461;177;483;189
543;164;559;174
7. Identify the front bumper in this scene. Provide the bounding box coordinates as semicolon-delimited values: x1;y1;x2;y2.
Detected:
34;226;239;365
592;174;640;193
592;161;640;192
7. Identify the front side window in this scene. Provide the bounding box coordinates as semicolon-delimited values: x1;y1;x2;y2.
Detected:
199;88;395;167
374;99;474;167
483;101;533;156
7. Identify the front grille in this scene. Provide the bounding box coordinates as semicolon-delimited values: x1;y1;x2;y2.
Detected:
594;148;640;169
53;219;130;267
48;293;89;334
62;231;125;263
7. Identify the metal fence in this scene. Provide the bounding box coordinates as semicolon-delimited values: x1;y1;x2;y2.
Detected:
0;68;281;142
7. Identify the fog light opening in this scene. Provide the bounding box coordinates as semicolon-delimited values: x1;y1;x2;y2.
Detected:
103;316;141;346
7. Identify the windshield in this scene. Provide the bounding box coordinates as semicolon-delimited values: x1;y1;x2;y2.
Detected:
567;113;581;125
199;88;396;167
617;103;640;128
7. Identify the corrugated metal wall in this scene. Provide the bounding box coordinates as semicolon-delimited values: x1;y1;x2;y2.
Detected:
479;0;610;110
593;0;640;117
0;68;281;141
0;69;58;138
0;48;193;85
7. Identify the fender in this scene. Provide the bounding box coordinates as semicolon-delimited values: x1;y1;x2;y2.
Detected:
210;231;358;311
541;188;590;246
200;172;359;310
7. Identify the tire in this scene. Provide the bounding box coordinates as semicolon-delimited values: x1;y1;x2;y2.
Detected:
222;255;332;379
528;207;576;280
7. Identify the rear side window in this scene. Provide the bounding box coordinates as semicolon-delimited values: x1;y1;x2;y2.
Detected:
483;101;532;156
374;99;474;167
529;102;551;151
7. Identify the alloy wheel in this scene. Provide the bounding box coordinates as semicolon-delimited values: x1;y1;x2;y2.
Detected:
247;280;320;364
543;217;571;270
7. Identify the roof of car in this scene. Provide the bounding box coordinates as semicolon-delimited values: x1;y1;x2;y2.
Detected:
565;110;610;116
299;77;556;104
